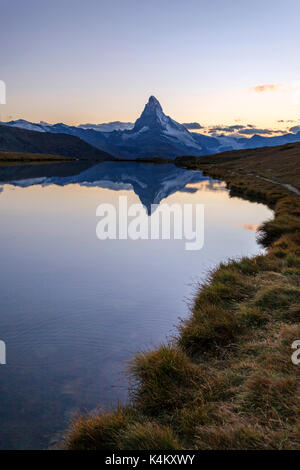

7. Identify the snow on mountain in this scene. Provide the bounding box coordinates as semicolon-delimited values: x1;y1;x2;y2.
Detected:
3;119;134;134
4;96;300;158
209;134;244;151
132;96;201;150
3;119;47;132
0;101;225;158
78;121;134;132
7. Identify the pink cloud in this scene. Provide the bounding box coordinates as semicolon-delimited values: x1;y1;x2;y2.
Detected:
251;84;283;93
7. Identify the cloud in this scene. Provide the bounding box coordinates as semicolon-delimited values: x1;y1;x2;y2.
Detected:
207;126;226;133
251;83;283;93
289;125;300;133
226;125;245;131
182;122;203;129
237;128;285;135
203;122;289;137
242;223;259;231
206;124;258;135
207;125;245;134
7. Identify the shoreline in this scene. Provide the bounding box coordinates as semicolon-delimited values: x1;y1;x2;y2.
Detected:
0;151;75;166
63;143;300;450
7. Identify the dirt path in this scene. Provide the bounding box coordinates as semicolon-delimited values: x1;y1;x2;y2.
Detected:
254;175;300;195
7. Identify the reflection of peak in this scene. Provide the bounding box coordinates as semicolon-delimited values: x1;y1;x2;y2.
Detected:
0;162;213;215
47;162;208;214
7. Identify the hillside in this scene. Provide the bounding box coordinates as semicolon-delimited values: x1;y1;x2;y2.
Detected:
0;124;113;161
0;150;75;165
64;143;300;450
175;142;300;190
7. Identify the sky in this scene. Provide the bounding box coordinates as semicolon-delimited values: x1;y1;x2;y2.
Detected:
1;0;300;134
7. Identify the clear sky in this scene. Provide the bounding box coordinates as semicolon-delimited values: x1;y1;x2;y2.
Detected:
1;0;300;133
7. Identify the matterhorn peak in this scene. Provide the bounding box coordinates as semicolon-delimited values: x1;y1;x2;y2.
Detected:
148;95;158;101
133;95;165;132
147;95;162;107
143;95;163;116
130;95;202;153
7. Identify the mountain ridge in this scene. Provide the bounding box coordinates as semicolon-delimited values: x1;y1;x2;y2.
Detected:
2;96;300;158
0;124;114;161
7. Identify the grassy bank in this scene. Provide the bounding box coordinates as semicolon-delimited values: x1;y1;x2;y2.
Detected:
0;151;75;165
64;143;300;450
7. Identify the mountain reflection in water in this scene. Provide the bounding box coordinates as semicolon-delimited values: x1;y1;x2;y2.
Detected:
0;161;224;214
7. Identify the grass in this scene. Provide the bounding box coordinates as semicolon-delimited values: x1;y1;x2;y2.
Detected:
65;406;135;450
0;150;75;165
175;142;300;190
117;422;183;450
64;142;300;450
64;406;182;450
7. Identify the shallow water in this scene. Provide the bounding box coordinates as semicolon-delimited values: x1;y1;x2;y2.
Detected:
0;162;273;449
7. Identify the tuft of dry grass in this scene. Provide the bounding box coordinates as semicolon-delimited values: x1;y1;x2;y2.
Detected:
129;345;204;415
64;405;133;450
118;422;183;450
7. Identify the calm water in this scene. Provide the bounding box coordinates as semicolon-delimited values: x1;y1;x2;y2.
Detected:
0;162;272;449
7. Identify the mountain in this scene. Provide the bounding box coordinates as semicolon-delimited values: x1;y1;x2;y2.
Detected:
4;119;48;132
129;95;204;152
182;122;203;130
3;119;135;133
239;132;300;149
0;124;113;161
92;95;207;158
67;96;221;158
2;97;222;158
78;121;134;132
3;96;300;158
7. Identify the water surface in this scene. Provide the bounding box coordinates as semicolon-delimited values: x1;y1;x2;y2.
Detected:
0;162;272;449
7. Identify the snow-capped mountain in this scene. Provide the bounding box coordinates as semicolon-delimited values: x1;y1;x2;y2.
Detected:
78;121;134;132
131;95;201;150
3;119;135;134
4;119;48;132
86;95;220;158
3;96;300;158
1;97;220;158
